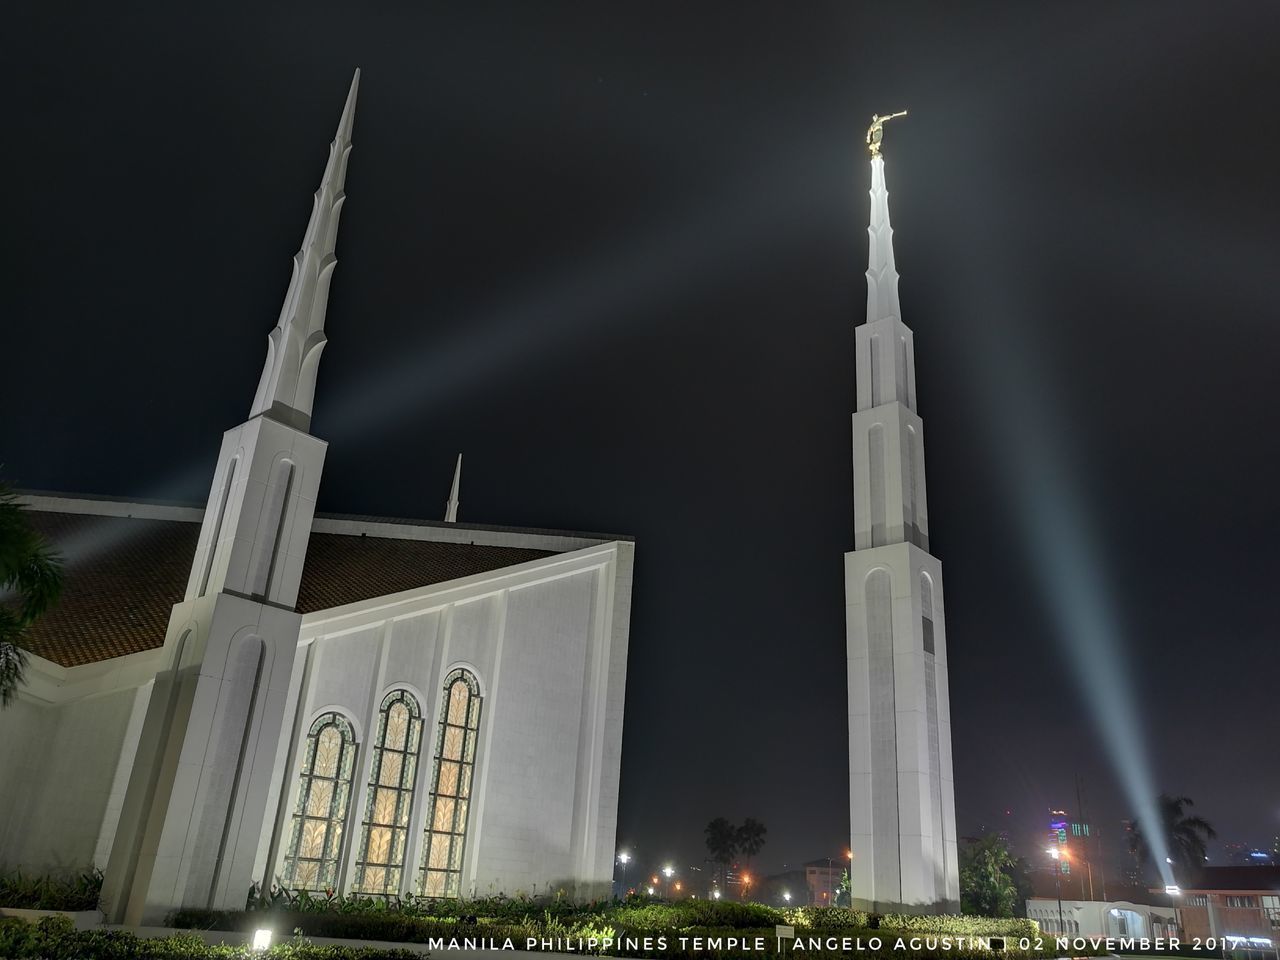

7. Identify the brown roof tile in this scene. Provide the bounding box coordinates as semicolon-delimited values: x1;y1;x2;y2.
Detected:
19;511;554;668
297;533;553;614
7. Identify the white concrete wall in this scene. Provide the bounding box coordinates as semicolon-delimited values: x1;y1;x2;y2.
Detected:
0;683;148;872
262;541;632;901
1026;898;1178;938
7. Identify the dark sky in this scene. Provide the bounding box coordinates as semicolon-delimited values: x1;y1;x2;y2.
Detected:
7;2;1279;881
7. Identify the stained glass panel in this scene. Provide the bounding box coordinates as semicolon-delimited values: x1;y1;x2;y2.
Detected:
280;713;356;891
419;669;482;897
353;690;423;896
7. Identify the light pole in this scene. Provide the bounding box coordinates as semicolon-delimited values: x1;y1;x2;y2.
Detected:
1061;847;1094;901
663;865;675;899
1047;848;1064;935
617;852;630;898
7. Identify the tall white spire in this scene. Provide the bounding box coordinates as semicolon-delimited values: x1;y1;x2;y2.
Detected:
865;155;901;325
444;454;462;523
250;69;361;431
846;113;960;913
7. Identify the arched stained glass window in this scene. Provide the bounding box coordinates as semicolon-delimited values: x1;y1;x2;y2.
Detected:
419;669;482;898
281;712;356;890
353;690;423;894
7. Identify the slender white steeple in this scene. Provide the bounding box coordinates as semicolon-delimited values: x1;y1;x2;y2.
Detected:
846;112;959;913
250;68;360;431
866;155;902;325
103;73;359;926
444;454;462;522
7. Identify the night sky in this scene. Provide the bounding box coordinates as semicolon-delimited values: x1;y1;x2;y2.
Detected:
7;3;1279;881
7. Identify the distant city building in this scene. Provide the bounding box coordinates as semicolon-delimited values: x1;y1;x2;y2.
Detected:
1048;809;1091;876
1121;819;1144;885
804;859;844;906
1221;841;1276;867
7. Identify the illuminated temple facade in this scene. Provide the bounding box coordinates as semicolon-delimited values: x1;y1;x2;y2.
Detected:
845;149;960;912
0;72;633;924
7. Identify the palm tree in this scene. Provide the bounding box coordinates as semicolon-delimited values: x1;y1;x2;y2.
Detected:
704;817;738;889
1128;794;1216;880
736;818;768;868
0;482;63;706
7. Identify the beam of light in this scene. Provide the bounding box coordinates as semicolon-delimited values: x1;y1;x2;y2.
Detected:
315;145;837;445
29;137;845;576
970;316;1175;888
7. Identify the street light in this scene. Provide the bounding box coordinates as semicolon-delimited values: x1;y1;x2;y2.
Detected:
1047;848;1064;935
783;891;792;904
617;852;630;896
1059;846;1097;901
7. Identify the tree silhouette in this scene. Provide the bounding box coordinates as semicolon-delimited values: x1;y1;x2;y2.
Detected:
1;482;63;706
736;818;768;867
704;817;738;889
1128;794;1216;880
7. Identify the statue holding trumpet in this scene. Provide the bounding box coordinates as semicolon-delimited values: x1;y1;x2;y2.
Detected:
866;110;907;157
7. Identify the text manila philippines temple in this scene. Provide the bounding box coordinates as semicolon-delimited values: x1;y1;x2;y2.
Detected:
0;72;634;924
846;112;960;913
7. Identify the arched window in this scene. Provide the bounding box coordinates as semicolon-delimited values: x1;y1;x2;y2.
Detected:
419;669;482;898
353;690;423;894
281;712;356;891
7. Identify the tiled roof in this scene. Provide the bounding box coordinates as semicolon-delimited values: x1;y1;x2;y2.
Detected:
297;533;554;614
19;511;554;668
21;512;199;667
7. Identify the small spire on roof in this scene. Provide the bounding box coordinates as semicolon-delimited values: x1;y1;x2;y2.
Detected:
444;454;462;523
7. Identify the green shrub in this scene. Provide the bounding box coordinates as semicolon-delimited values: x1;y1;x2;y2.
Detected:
0;867;103;910
878;913;1040;938
607;899;784;932
783;905;871;929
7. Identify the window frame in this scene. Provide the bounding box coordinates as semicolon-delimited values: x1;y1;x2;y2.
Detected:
280;711;358;892
352;689;424;895
418;668;483;898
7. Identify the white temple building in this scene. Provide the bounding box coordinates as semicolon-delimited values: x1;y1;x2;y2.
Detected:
846;128;961;912
0;71;634;924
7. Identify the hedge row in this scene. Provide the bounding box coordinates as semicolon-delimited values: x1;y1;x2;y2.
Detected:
0;916;1105;960
879;914;1040;938
0;917;417;960
173;903;1039;944
0;915;1099;960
